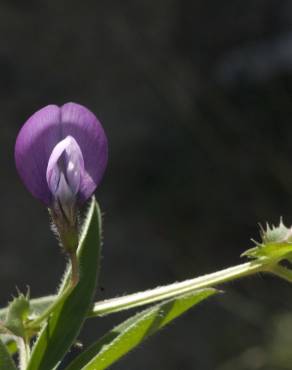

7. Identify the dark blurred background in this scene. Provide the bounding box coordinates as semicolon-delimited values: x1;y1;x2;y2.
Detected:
2;0;292;369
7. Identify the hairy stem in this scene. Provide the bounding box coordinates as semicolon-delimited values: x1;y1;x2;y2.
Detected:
18;337;30;370
91;259;272;316
21;259;275;328
26;254;79;330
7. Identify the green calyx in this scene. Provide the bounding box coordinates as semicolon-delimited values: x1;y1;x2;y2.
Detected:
49;206;79;254
242;220;292;263
2;292;30;338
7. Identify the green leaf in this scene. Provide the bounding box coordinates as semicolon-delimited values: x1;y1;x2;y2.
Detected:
27;198;102;370
65;288;217;370
0;337;17;370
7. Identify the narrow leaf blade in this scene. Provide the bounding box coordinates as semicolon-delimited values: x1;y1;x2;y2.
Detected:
27;198;102;370
65;288;217;370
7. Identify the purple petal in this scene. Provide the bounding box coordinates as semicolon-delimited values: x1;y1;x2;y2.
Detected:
64;137;85;195
46;135;84;197
60;103;108;202
15;105;61;205
15;102;108;205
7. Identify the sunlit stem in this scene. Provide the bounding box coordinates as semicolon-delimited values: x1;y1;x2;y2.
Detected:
18;336;30;370
26;255;79;330
24;259;279;327
26;287;72;331
90;259;273;317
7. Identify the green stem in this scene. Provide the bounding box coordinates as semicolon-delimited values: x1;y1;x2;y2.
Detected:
18;337;30;370
26;284;73;330
90;259;271;316
24;259;273;327
26;253;79;330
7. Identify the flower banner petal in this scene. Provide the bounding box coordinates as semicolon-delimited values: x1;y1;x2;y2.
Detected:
15;105;61;205
61;103;108;202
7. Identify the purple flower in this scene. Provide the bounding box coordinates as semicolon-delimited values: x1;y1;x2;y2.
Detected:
15;103;108;210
